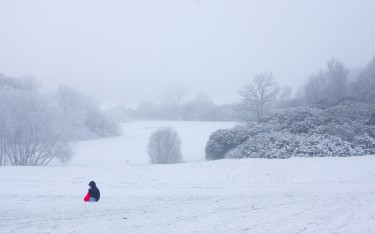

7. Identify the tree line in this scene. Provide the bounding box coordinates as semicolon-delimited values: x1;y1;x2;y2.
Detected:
238;56;375;122
107;91;238;122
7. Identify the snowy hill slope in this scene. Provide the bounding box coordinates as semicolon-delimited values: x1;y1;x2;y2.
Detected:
1;156;375;233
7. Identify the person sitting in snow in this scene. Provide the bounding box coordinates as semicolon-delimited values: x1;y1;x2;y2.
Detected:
84;181;100;202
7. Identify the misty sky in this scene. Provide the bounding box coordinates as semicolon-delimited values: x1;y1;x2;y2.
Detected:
1;0;374;107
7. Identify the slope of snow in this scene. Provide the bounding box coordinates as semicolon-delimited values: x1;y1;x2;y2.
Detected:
2;121;375;233
1;157;375;233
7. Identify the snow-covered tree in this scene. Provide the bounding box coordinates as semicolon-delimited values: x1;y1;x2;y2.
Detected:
279;86;292;101
0;86;72;166
303;58;348;106
147;128;183;164
325;58;348;104
0;73;39;91
350;56;375;102
238;73;279;121
304;71;326;104
162;84;188;106
55;85;120;140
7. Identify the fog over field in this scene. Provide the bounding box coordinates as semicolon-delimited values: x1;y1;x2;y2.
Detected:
1;0;374;105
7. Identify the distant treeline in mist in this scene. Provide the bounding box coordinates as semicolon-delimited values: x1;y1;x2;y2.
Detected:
278;57;375;109
107;95;240;122
107;56;375;123
235;56;375;122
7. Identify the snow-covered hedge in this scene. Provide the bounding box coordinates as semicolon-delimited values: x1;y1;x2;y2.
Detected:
205;126;249;160
206;101;375;159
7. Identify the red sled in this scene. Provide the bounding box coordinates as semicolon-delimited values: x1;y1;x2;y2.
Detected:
84;191;91;202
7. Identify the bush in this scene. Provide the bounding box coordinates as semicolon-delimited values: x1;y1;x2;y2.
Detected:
205;126;249;160
147;128;183;164
206;101;375;159
226;131;297;159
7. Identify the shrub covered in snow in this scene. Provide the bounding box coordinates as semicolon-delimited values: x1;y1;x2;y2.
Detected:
147;128;183;164
206;101;375;160
205;126;249;160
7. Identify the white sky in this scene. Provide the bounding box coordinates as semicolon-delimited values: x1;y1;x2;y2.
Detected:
0;0;374;106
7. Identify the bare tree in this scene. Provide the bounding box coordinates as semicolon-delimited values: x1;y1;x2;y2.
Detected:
279;86;292;101
162;84;188;106
147;128;183;164
0;117;7;166
304;71;326;104
55;85;120;140
238;73;279;121
351;56;375;101
303;58;348;105
276;86;299;109
325;58;348;104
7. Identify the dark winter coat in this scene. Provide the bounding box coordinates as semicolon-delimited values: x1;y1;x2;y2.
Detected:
88;181;100;201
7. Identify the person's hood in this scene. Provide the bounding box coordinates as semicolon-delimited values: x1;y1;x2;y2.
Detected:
89;181;96;187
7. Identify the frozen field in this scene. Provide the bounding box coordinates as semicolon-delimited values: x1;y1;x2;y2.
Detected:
67;121;236;166
1;121;375;233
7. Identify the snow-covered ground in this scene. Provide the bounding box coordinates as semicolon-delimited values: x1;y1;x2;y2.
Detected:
1;121;375;233
66;121;236;166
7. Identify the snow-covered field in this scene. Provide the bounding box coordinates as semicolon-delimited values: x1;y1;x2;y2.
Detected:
1;121;375;233
67;121;236;166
